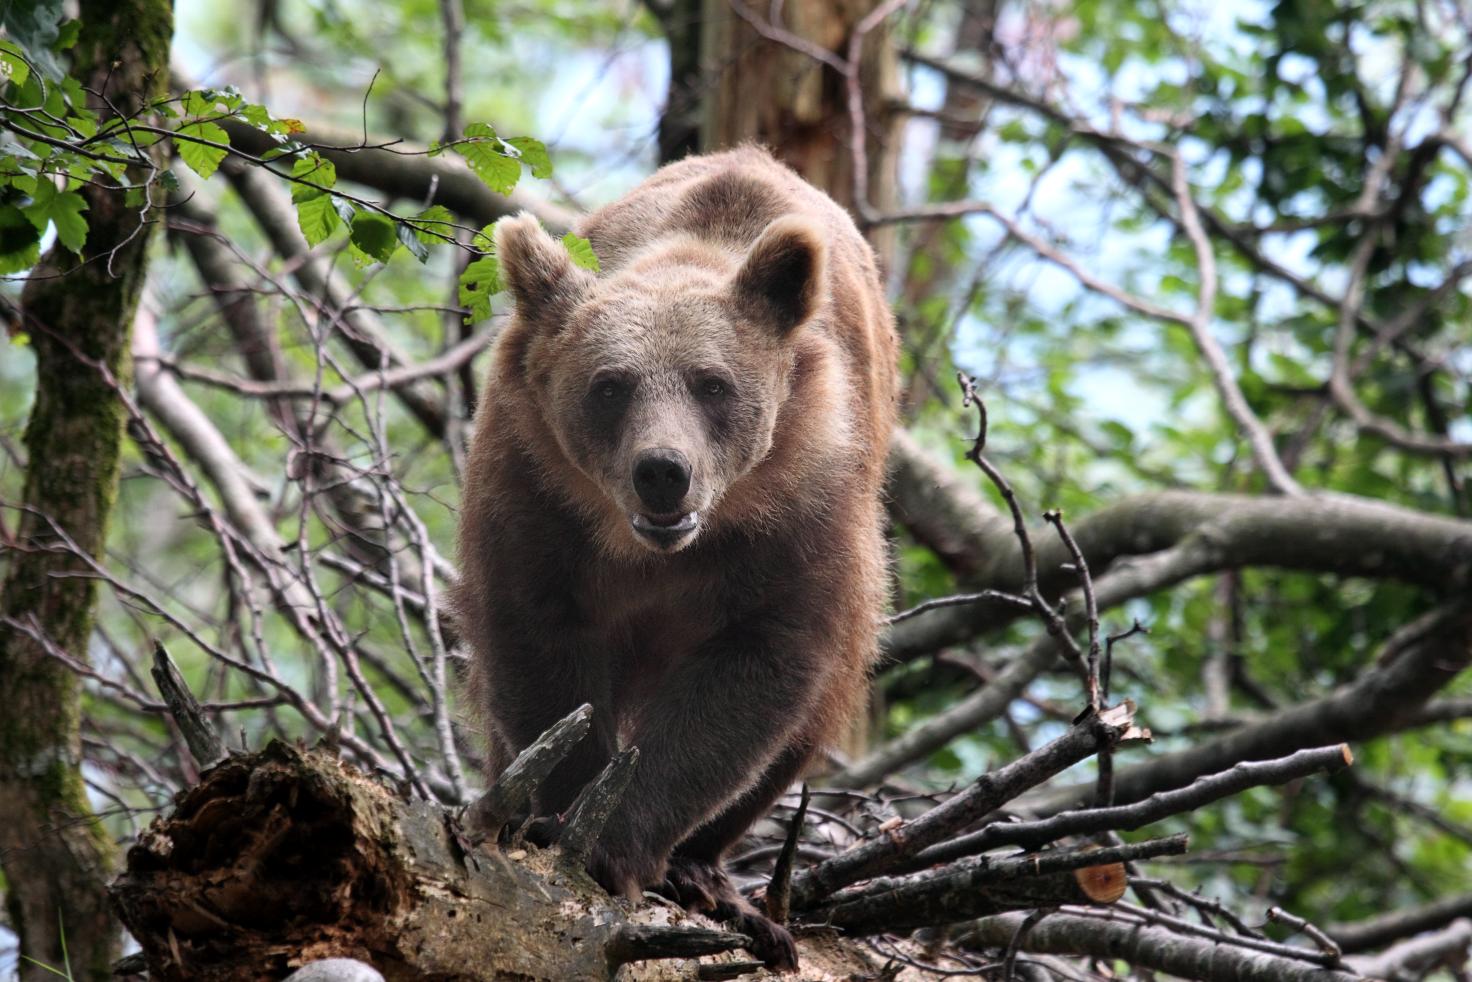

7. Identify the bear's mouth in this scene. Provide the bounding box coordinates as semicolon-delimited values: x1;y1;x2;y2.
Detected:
630;510;700;549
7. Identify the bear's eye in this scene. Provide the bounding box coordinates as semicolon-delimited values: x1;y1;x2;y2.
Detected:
699;377;728;398
593;378;628;401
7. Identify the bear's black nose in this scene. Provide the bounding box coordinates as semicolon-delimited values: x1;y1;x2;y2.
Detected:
633;448;691;514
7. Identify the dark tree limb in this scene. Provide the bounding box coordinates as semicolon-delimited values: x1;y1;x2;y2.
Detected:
217;117;576;232
788;702;1145;909
912;744;1353;866
883;436;1472;664
1345;919;1472;980
604;924;749;968
464;703;592;839
803;836;1186;936
150;641;227;769
963;911;1365;982
1026;603;1472;814
559;746;641;869
763;783;809;923
1329;894;1472;953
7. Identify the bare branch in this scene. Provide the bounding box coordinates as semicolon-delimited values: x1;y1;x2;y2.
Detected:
559;747;641;870
964;910;1364;982
150;641;227;770
912;745;1352;866
788;702;1144;909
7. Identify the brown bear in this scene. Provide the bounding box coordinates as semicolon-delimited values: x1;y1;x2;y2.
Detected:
453;146;897;968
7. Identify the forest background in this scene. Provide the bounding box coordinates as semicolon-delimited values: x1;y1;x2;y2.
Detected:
1;0;1471;978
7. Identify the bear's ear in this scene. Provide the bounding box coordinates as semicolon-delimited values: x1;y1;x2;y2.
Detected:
495;212;594;325
732;217;827;337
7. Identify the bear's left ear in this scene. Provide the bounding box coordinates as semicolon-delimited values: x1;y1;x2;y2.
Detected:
495;212;595;327
732;217;827;337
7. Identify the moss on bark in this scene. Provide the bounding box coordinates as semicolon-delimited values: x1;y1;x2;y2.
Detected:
0;1;174;978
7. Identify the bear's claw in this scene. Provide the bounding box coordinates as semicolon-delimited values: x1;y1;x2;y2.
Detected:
662;856;799;972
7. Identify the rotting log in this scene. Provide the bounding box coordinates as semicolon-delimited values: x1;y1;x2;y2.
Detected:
109;740;752;981
107;679;1167;980
108;740;900;981
108;737;1155;981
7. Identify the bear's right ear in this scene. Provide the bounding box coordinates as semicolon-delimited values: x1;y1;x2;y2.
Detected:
494;213;594;325
733;217;827;337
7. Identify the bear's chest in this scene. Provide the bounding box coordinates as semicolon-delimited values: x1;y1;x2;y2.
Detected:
581;554;732;706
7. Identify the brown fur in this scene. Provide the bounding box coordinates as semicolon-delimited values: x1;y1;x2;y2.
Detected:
453;147;897;966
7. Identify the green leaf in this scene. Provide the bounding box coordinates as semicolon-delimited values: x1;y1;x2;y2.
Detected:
0;40;30;87
294;191;338;246
238;102;292;136
453;122;520;195
289;154;336;199
53;18;79;50
459;254;502;322
289;153;339;244
22;178;86;252
505;136;552;179
561;232;599;272
348;210;397;264
0;203;41;273
174;121;230;179
183;89;215;117
66;111;97;139
411;204;455;246
397;222;429;263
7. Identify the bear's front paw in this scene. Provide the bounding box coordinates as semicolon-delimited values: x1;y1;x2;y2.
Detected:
733;908;799;973
661;855;727;911
586;842;667;902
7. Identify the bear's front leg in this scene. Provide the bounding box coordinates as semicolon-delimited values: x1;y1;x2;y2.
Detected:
585;621;826;965
478;615;618;818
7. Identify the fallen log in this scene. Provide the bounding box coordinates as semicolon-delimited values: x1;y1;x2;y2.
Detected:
110;738;783;981
107;655;1263;980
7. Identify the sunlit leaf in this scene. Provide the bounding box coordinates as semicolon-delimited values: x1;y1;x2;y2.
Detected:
173;120;230;179
561;232;599;272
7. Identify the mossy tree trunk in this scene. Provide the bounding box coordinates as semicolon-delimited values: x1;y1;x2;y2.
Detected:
0;2;174;978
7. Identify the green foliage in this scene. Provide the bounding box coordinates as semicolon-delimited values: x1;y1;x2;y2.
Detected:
562;231;599;272
172;120;229;179
348;210;398;265
20;175;86;252
442;122;521;194
290;154;340;246
0;26;577;283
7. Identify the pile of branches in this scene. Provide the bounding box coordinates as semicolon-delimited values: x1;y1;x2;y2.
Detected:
114;649;1376;982
109;378;1464;982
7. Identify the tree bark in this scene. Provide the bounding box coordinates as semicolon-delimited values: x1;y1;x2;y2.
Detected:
110;742;901;981
0;3;173;978
695;0;902;264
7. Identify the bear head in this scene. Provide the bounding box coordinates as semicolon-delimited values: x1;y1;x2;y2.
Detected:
494;211;828;555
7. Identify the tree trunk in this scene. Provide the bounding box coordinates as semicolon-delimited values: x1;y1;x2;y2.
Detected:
0;2;173;978
695;0;902;265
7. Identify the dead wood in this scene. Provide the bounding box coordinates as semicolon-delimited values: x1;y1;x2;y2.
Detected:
462;702;592;838
108;741;761;981
150;641;227;770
